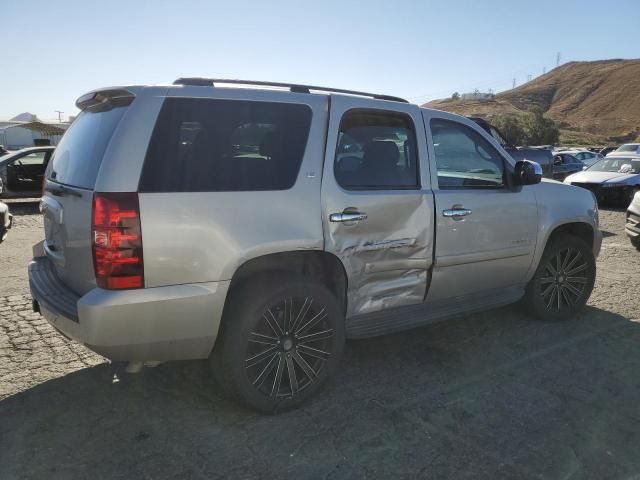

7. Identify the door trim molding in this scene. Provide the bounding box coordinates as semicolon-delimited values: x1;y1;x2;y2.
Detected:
435;245;531;268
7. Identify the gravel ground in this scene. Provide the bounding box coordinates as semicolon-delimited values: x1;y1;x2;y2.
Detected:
0;201;42;296
1;203;640;479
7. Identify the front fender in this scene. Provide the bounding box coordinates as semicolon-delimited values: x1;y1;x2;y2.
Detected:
525;181;600;282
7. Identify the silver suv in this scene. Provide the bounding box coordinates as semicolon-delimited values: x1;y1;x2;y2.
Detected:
29;79;601;412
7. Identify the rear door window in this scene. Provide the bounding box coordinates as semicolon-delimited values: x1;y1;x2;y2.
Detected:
139;98;312;192
48;108;127;189
334;109;419;190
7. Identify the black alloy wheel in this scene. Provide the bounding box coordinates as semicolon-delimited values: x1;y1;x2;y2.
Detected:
524;235;596;319
538;246;589;313
245;296;335;398
211;277;345;412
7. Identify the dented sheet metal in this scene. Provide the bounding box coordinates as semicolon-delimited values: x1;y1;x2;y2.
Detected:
323;192;435;317
320;95;435;318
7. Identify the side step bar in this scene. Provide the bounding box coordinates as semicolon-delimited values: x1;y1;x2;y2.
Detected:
345;287;524;339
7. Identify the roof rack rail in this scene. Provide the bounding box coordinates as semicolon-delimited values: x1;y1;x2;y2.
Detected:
172;78;408;103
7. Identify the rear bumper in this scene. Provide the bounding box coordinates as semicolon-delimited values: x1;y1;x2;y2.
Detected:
29;256;230;361
0;203;11;242
626;208;640;243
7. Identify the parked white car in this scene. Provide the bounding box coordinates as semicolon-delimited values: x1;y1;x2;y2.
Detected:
564;155;640;205
612;143;640;155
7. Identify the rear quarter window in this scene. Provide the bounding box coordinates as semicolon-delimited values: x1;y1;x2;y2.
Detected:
48;108;126;189
139;98;312;192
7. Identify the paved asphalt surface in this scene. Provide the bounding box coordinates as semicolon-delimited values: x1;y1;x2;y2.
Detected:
1;201;640;479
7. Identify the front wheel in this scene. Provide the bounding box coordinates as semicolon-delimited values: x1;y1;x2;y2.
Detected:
210;276;345;413
523;235;596;320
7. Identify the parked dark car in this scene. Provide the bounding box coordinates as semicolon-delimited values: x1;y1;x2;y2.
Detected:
0;146;54;198
552;153;584;181
599;146;618;156
468;117;555;178
0;200;12;243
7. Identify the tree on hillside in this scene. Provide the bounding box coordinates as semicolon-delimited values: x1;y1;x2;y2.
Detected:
451;92;460;101
521;108;559;145
492;115;525;146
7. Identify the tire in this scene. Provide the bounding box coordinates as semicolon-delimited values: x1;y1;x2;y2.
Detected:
210;276;345;413
523;235;596;320
631;237;640;251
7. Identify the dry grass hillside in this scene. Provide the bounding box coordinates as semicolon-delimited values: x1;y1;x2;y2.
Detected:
425;59;640;144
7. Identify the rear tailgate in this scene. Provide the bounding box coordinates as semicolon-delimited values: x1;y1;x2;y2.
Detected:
42;90;133;295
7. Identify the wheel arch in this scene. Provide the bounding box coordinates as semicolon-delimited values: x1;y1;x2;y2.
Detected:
225;250;348;313
526;220;596;284
546;221;595;250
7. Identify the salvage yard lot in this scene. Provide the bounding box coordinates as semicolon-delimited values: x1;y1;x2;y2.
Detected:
1;203;640;479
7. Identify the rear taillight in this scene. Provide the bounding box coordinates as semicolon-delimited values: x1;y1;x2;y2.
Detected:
92;193;144;290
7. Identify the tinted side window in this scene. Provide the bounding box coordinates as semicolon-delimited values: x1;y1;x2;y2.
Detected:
430;119;505;189
140;99;312;192
334;109;419;190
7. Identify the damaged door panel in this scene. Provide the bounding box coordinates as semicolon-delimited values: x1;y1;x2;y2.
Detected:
322;96;434;317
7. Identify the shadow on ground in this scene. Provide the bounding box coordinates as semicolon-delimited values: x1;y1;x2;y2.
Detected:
2;305;640;479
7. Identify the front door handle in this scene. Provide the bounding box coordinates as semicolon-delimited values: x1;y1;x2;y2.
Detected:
329;212;368;223
442;207;472;220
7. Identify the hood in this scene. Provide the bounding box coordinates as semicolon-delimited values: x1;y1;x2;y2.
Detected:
565;170;639;185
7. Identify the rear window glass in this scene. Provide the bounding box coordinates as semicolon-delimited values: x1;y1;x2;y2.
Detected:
139;98;312;192
48;108;126;189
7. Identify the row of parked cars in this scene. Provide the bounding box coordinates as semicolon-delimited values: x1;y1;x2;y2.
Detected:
0;145;55;244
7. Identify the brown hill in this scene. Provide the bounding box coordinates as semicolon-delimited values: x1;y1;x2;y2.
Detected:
425;59;640;144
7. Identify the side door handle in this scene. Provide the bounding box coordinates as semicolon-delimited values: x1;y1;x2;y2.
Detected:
442;207;472;220
329;212;368;223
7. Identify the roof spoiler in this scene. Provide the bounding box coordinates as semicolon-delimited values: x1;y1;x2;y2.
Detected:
76;89;135;111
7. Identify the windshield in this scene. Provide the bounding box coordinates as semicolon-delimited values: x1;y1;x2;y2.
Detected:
587;157;640;173
616;144;639;152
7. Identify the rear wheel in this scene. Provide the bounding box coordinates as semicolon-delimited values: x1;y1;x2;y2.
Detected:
210;276;345;413
523;235;596;320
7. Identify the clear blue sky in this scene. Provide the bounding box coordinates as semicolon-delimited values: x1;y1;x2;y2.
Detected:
3;0;639;121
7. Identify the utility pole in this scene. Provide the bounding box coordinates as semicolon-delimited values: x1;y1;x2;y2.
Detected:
527;74;532;82
54;110;64;122
543;66;546;75
556;52;561;67
512;78;516;89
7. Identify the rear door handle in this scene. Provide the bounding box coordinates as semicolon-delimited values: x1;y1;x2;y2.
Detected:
329;212;368;223
442;208;472;219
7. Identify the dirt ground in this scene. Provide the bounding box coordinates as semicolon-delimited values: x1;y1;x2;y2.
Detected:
1;202;640;479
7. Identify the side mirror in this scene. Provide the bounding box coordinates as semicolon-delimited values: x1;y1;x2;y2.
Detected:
553;158;562;166
514;159;542;186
